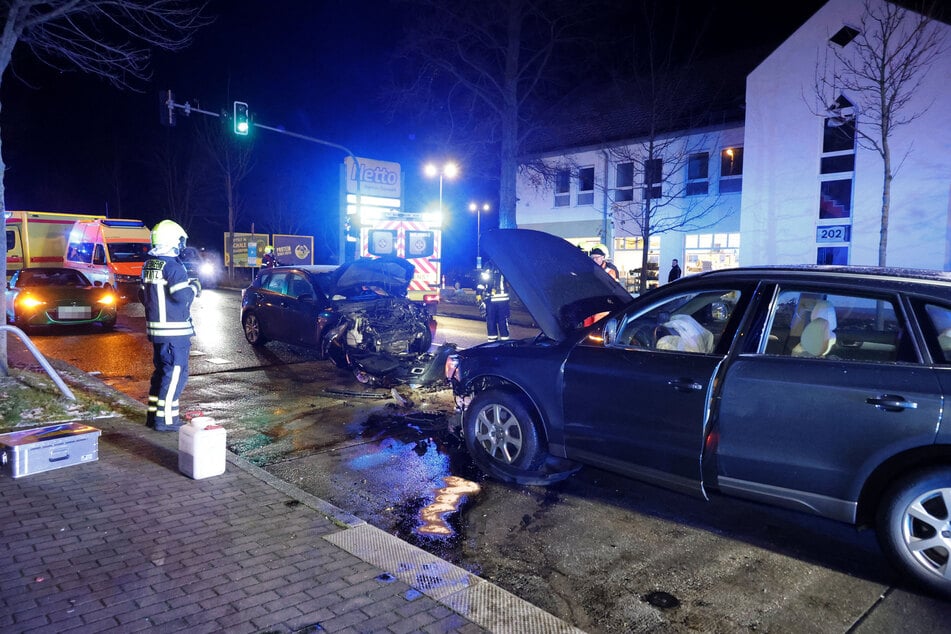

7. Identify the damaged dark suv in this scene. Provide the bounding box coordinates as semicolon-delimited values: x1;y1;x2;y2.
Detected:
240;256;451;386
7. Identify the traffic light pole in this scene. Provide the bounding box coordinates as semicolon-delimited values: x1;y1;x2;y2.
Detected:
162;92;362;265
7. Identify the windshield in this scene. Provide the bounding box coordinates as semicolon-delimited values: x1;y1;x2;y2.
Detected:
107;242;151;262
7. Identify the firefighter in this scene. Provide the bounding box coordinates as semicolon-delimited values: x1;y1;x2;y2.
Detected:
141;220;201;431
478;264;510;341
262;245;281;268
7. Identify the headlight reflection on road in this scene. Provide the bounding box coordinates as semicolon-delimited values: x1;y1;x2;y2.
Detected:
192;290;229;350
417;475;481;537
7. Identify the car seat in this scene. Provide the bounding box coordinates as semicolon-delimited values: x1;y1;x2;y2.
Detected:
792;299;837;357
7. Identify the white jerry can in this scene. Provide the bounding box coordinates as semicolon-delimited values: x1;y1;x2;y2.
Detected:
178;417;227;479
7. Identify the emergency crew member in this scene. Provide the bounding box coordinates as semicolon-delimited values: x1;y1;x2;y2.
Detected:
589;246;619;279
262;245;281;267
141;220;200;431
478;265;511;341
584;246;620;326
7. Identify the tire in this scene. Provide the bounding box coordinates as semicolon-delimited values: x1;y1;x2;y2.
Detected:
876;466;951;597
464;388;548;483
242;312;267;346
100;319;116;332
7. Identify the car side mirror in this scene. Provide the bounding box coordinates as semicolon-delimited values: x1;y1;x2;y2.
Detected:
602;317;618;346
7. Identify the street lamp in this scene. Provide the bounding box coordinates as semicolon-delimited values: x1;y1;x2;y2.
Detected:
423;161;459;220
469;202;490;269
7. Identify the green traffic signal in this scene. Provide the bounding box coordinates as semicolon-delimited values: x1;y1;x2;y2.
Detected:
233;101;249;136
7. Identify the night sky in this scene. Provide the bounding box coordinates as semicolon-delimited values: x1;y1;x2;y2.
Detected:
1;0;828;273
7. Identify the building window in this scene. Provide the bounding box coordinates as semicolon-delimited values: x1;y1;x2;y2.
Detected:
686;152;709;196
719;147;743;194
615;162;634;202
643;158;662;200
578;166;594;205
554;169;570;207
819;179;853;219
830;25;860;47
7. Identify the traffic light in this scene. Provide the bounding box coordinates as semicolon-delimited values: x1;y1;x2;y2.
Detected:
233;101;249;136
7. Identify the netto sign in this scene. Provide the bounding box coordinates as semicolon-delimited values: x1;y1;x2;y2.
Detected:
345;157;401;199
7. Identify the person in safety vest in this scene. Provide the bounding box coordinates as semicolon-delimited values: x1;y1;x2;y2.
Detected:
141;220;200;431
262;244;281;268
477;264;511;341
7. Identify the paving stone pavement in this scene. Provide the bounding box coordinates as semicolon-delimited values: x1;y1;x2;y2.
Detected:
0;409;584;634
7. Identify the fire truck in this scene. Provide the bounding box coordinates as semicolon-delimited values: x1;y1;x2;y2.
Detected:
360;212;441;303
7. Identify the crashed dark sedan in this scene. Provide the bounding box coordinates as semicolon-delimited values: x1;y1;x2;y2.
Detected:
445;228;951;597
241;256;449;386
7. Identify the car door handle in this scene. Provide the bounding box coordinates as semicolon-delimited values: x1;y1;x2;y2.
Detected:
668;378;704;392
866;394;918;412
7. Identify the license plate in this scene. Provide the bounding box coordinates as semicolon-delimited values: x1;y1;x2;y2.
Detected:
58;306;91;319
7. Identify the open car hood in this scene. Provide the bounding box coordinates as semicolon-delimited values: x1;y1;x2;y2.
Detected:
482;229;633;341
329;255;416;297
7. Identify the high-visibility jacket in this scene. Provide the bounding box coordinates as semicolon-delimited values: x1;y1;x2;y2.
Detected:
141;255;197;340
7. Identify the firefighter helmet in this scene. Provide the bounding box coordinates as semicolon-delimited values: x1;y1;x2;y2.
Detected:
151;220;188;256
264;245;274;254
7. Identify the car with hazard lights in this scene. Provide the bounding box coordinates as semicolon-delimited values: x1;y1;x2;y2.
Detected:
240;256;451;386
445;228;951;598
5;267;118;331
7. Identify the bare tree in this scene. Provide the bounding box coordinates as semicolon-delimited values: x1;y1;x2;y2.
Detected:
524;2;741;292
813;0;946;266
388;0;599;229
0;0;211;374
195;117;254;280
149;125;216;236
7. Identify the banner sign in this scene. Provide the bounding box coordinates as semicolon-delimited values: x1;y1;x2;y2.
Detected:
223;233;268;268
273;234;313;266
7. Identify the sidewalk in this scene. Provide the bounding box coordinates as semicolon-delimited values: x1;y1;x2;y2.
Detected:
0;369;582;633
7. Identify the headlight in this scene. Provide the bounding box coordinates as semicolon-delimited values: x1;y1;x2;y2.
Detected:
199;262;215;275
97;293;117;306
17;295;45;309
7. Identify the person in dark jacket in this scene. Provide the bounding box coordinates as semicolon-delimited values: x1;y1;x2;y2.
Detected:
478;264;511;341
668;258;682;282
141;220;201;431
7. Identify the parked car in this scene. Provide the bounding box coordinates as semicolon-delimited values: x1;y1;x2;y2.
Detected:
445;228;951;597
5;267;118;331
241;256;451;386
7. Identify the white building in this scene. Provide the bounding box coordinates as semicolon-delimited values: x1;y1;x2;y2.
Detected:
515;0;951;286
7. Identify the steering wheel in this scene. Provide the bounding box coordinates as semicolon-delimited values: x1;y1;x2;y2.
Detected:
624;322;656;348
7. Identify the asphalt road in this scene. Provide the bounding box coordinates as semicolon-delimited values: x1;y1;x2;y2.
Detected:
8;289;951;633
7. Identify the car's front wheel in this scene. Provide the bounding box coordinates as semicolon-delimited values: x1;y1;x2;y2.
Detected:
242;312;267;346
876;467;951;597
464;389;548;483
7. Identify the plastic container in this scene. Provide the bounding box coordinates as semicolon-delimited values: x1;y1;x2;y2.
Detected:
178;417;226;479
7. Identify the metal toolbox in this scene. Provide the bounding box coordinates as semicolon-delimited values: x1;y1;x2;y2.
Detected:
0;423;102;478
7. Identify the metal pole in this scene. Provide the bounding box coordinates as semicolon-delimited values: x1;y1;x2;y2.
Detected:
476;208;481;269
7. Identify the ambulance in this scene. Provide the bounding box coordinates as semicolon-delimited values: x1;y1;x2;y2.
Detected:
64;218;152;302
4;210;105;278
360;212;441;309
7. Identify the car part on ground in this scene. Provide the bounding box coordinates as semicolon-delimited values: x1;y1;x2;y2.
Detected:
445;227;951;598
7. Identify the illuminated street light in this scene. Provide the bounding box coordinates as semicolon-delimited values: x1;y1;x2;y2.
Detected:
423;161;459;221
469;201;490;269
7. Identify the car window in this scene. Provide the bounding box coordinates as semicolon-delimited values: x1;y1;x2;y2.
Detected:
923;303;951;364
286;274;313;299
762;288;915;363
264;272;289;295
613;289;741;354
